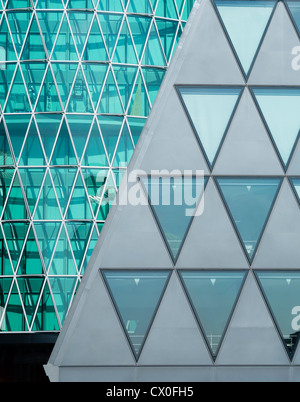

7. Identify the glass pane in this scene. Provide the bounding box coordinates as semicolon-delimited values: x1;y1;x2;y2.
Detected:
156;19;178;63
35;66;62;112
50;119;77;165
66;66;93;113
48;276;77;327
18;167;46;215
97;13;123;58
113;17;138;64
6;11;31;58
216;177;282;261
127;16;151;61
0;121;13;166
50;167;77;216
17;227;44;275
113;65;138;113
0;168;14;217
142;22;166;66
35;280;60;331
34;171;61;220
66;172;93;219
290;177;300;205
179;270;246;357
4;280;27;331
34;222;61;271
155;0;178;19
112;121;134;167
0;63;17;110
127;116;146;146
68;11;93;58
98;0;123;11
48;225;77;275
98;115;123;163
66;114;93;159
214;0;276;76
128;71;151;117
0;14;17;62
142;67;165;107
51;15;78;61
51;62;77;108
252;88;300;169
20;16;46;60
17;277;44;328
5;114;31;161
255;271;300;359
18;120;46;166
102;270;171;358
95;170;116;220
82;19;108;61
81;120;108;166
81;168;109;215
127;0;152;14
5;66;31;113
0;278;13;328
2;222;29;271
82;63;107;109
141;175;206;261
178;86;242;168
97;67;123;114
35;114;62;161
3;172;28;220
65;221;93;271
36;12;64;58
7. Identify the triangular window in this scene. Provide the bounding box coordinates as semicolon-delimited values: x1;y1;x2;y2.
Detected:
177;86;242;169
179;270;247;358
255;270;300;360
213;0;276;77
101;270;171;359
216;177;282;262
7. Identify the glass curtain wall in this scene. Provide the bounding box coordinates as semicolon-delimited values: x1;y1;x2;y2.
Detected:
0;0;195;332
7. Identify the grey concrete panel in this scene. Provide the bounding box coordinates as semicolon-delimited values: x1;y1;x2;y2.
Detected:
216;272;290;365
248;2;300;85
138;272;213;365
177;178;249;269
53;274;136;367
252;179;300;269
57;366;299;382
139;87;210;174
213;88;284;175
58;366;216;382
290;334;300;364
290;367;300;381
99;182;173;268
287;138;300;175
175;0;245;85
214;366;291;382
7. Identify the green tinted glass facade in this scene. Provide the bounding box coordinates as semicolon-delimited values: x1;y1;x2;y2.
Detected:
0;0;195;332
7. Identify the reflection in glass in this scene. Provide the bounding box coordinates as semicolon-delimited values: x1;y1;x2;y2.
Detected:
214;0;276;76
102;270;171;358
178;86;242;168
179;270;247;357
255;271;300;358
141;175;206;262
252;88;300;169
216;177;281;261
